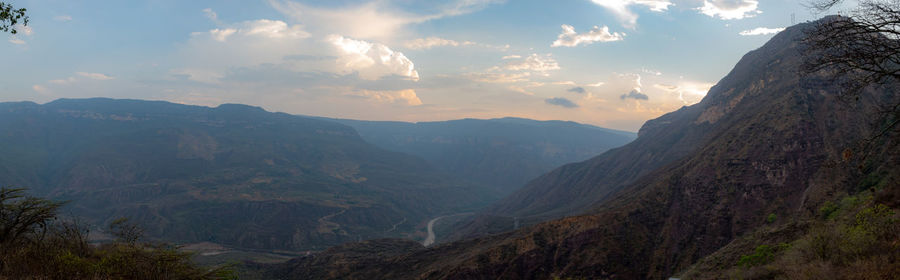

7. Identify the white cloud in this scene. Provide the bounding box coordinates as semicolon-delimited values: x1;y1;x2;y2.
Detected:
355;89;422;105
77;72;115;80
194;19;310;42
551;24;624;47
181;19;314;73
698;0;760;20
403;37;474;50
504;53;560;72
8;38;25;45
329;35;419;81
203;8;218;21
590;0;673;28
209;28;237;42
653;81;713;104
501;55;521;59
270;0;504;40
54;15;73;22
738;27;784;36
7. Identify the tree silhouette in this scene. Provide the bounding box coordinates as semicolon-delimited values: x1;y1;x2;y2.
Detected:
803;0;900;153
0;2;28;34
0;187;63;248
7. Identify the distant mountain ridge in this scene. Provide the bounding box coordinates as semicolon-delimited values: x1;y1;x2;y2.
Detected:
0;98;495;251
322;117;636;195
268;17;900;279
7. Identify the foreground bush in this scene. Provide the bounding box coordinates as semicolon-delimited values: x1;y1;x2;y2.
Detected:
0;187;234;279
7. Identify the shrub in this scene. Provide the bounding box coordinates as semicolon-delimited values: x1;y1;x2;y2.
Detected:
819;201;839;220
0;187;235;279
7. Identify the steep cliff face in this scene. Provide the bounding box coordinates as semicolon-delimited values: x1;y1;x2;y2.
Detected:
0;98;495;251
273;18;899;279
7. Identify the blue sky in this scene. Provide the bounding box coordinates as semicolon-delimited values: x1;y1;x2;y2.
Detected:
2;0;827;131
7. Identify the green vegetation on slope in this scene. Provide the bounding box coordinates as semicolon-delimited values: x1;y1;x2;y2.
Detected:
0;187;234;279
680;192;900;279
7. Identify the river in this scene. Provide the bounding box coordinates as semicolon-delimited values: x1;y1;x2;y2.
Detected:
421;213;474;247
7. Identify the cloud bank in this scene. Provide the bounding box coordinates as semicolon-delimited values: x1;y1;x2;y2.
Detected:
590;0;672;28
698;0;760;20
552;25;624;47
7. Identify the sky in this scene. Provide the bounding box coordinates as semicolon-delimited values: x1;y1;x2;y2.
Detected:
1;0;831;131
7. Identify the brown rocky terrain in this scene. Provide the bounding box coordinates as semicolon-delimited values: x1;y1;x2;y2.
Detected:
266;18;900;279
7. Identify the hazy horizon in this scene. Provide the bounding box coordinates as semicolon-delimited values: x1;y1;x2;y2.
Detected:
1;0;829;131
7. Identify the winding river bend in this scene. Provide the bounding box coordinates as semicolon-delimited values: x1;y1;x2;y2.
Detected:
421;213;474;247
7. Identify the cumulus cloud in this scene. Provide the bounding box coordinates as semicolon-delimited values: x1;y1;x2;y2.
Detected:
590;0;673;28
620;89;649;100
545;97;579;108
567;87;586;93
329;35;419;81
504;53;560;72
698;0;760;20
178;12;419;88
355;89;423;105
739;27;784;36
551;25;624;47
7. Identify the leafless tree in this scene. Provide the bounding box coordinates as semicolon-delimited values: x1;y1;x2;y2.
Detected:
803;0;900;149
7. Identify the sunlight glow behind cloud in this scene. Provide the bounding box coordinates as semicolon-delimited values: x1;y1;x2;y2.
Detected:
329;35;420;81
698;0;760;20
590;0;673;28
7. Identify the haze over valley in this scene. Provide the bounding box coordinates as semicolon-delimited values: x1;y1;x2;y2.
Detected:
1;0;898;279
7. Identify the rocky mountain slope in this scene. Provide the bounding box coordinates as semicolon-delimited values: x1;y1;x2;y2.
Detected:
268;18;899;279
324;117;635;195
0;98;495;251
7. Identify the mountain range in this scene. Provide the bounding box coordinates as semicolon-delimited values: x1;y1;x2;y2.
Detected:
0;99;497;251
264;17;900;279
325;117;635;195
0;98;633;255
